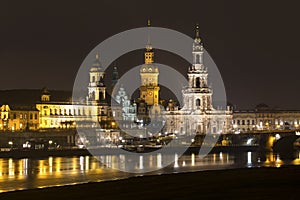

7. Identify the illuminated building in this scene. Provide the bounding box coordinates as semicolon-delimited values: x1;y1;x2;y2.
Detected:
0;104;39;131
36;54;122;130
232;104;300;133
139;42;160;106
3;23;300;136
35;88;93;129
136;39;163;123
113;24;232;135
164;25;232;135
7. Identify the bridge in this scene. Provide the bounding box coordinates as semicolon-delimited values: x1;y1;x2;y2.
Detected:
219;130;300;154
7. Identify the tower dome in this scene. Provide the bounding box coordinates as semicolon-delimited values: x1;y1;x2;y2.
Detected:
90;53;103;72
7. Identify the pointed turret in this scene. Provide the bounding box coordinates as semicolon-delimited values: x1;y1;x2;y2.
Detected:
145;19;154;64
192;24;205;71
111;64;119;87
111;64;120;96
194;24;201;44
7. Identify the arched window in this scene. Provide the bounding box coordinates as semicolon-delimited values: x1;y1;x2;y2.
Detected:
196;99;201;108
195;77;200;88
213;127;217;133
196;54;200;64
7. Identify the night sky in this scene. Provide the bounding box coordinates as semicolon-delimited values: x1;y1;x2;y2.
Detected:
1;0;300;109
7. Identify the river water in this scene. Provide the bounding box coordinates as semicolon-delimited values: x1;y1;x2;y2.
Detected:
0;151;300;193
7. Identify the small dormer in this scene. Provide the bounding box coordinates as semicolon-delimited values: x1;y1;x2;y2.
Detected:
41;87;50;102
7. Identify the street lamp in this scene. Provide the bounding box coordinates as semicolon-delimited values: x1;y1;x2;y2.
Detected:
111;121;116;129
8;141;13;149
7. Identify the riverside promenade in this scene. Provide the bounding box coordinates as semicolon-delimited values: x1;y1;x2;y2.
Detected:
1;166;299;200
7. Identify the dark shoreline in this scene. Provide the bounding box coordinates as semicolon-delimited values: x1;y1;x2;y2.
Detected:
0;145;260;159
1;166;299;200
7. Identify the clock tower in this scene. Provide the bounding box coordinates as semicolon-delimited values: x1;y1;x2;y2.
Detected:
139;45;159;105
139;21;160;106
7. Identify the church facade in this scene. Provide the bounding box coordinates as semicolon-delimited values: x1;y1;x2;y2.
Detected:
114;25;233;135
163;26;232;135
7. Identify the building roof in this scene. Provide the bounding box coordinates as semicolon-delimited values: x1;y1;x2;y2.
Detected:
0;89;72;106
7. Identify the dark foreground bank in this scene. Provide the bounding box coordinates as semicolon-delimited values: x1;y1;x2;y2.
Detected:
1;166;300;200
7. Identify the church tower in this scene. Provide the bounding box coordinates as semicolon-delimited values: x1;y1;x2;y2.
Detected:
87;53;106;103
111;64;119;89
182;25;213;111
139;20;160;106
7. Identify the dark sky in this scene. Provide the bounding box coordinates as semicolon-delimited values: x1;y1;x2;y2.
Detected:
0;0;300;109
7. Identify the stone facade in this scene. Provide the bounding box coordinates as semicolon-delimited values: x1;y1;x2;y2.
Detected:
164;25;232;135
233;104;300;133
0;104;39;131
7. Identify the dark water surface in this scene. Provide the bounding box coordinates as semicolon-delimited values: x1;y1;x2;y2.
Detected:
0;151;299;193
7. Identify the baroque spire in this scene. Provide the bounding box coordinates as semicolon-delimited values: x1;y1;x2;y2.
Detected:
194;23;201;44
145;19;154;64
146;19;152;51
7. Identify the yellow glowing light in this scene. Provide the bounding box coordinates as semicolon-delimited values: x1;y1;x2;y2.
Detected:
55;157;62;177
49;157;53;174
0;159;3;178
8;158;14;176
72;157;77;171
85;156;89;170
191;153;195;166
292;158;300;165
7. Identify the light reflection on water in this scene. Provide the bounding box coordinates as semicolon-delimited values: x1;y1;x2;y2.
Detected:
0;151;299;193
